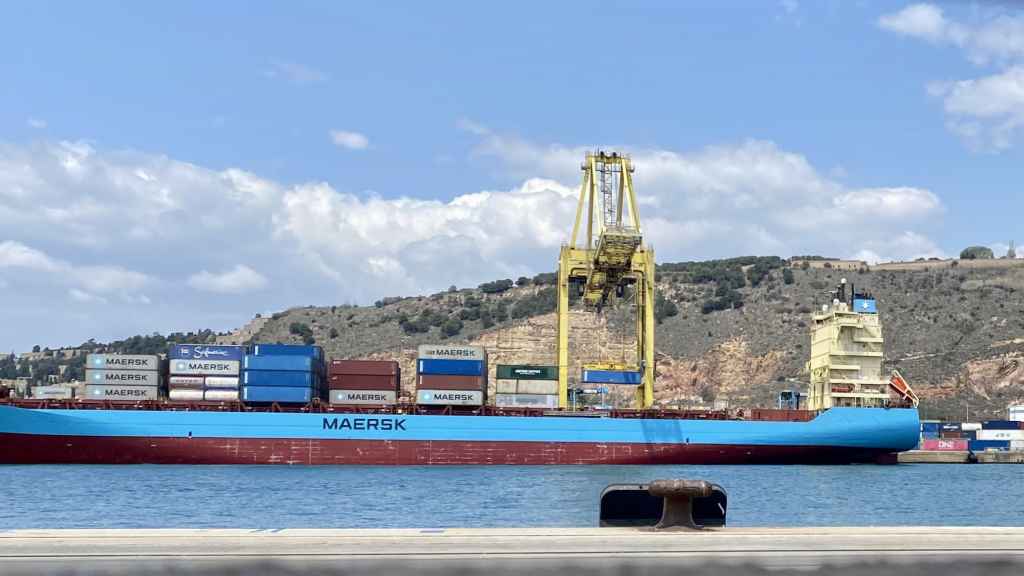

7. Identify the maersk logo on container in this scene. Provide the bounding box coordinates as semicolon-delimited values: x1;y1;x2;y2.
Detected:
417;344;485;361
170;359;241;376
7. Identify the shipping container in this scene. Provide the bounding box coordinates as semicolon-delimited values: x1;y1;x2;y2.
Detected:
416;389;484;406
494;393;559;409
920;439;968;451
86;354;160;372
940;431;964;439
329;390;397;405
960;422;982;431
495;364;557;381
168;389;205;401
969;440;1011;451
328;359;400;376
982;420;1021;430
242;386;312;404
84;385;159;401
243;355;314;372
417;358;485;377
417;374;486;390
167;379;204;391
86;369;160;387
1010;405;1024;422
168;376;205;386
243;370;316;388
30;386;74;399
168;344;244;361
1011;440;1024;450
513;380;560;395
976;429;1024;441
920;422;941;433
170;359;240;376
495;380;517;394
920;431;940;439
250;344;323;359
328;373;399;391
204;389;239;402
581;370;641;385
204;376;239;389
417;344;486;361
940;423;961;432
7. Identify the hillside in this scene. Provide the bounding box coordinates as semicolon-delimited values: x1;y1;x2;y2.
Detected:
11;258;1024;420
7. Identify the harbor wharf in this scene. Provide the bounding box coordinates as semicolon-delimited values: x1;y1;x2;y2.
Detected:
1;527;1023;574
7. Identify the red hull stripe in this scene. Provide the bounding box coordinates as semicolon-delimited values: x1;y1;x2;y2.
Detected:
0;433;891;465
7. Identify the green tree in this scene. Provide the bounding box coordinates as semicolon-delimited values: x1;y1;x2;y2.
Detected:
441;318;464;337
654;293;679;324
960;246;994;260
782;268;795;285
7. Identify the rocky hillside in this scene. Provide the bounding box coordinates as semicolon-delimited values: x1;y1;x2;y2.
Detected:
249;258;1024;420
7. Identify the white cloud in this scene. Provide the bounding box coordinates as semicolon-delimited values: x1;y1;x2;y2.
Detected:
329;130;370;150
27;118;47;129
878;4;1024;150
0;133;944;350
188;265;268;294
263;60;328;85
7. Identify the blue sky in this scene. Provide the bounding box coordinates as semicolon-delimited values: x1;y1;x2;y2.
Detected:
2;1;1023;351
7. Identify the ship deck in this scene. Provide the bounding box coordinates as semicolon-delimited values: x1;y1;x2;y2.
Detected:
0;398;815;422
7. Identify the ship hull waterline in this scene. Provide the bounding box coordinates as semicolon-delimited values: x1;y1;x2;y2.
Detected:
0;405;920;465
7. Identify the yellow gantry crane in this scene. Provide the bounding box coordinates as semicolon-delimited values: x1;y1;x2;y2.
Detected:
557;151;656;409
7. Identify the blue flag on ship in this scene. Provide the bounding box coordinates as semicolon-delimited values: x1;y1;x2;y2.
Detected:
853;298;877;314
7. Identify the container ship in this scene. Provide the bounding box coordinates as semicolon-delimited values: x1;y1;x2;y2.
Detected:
0;284;919;465
0;152;920;465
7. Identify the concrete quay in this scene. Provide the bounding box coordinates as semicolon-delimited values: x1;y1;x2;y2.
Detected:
1;527;1023;574
898;450;1024;464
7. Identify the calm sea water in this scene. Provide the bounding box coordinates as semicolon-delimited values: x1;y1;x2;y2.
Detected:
0;464;1020;529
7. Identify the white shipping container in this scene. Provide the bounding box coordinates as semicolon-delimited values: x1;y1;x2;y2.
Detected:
204;389;239;402
329;390;397;405
85;385;159;401
86;369;160;387
514;380;560;395
960;422;982;431
1010;405;1024;422
494;393;559;408
31;385;74;399
495;380;517;394
417;344;486;361
86;354;160;371
977;429;1024;441
168;376;205;386
416;389;483;406
169;359;240;376
204;376;240;389
169;389;204;401
1011;440;1024;450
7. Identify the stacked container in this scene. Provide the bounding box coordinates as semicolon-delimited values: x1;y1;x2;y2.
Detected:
85;354;160;401
328;360;400;405
494;364;558;409
168;344;244;402
416;345;487;406
582;368;642;385
242;344;324;404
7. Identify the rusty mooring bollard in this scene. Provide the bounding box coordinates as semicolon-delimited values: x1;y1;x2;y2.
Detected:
599;479;727;530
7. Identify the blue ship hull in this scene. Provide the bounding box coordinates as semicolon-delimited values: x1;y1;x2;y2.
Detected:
0;405;920;465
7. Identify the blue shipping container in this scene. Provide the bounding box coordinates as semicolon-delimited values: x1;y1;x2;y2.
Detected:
250;344;323;360
169;344;245;361
418;359;485;376
982;420;1022;430
940;423;961;432
582;370;642;385
921;422;941;433
969;440;1011;451
921;431;940;439
243;355;314;372
243;370;316;388
242;386;312;404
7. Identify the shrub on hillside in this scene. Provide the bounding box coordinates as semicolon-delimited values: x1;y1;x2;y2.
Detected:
479;279;514;293
960;246;994;260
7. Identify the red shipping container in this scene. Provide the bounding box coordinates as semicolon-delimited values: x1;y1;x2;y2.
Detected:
940;431;964;439
328;373;399;391
921;439;968;451
417;374;485;391
328;360;399;376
